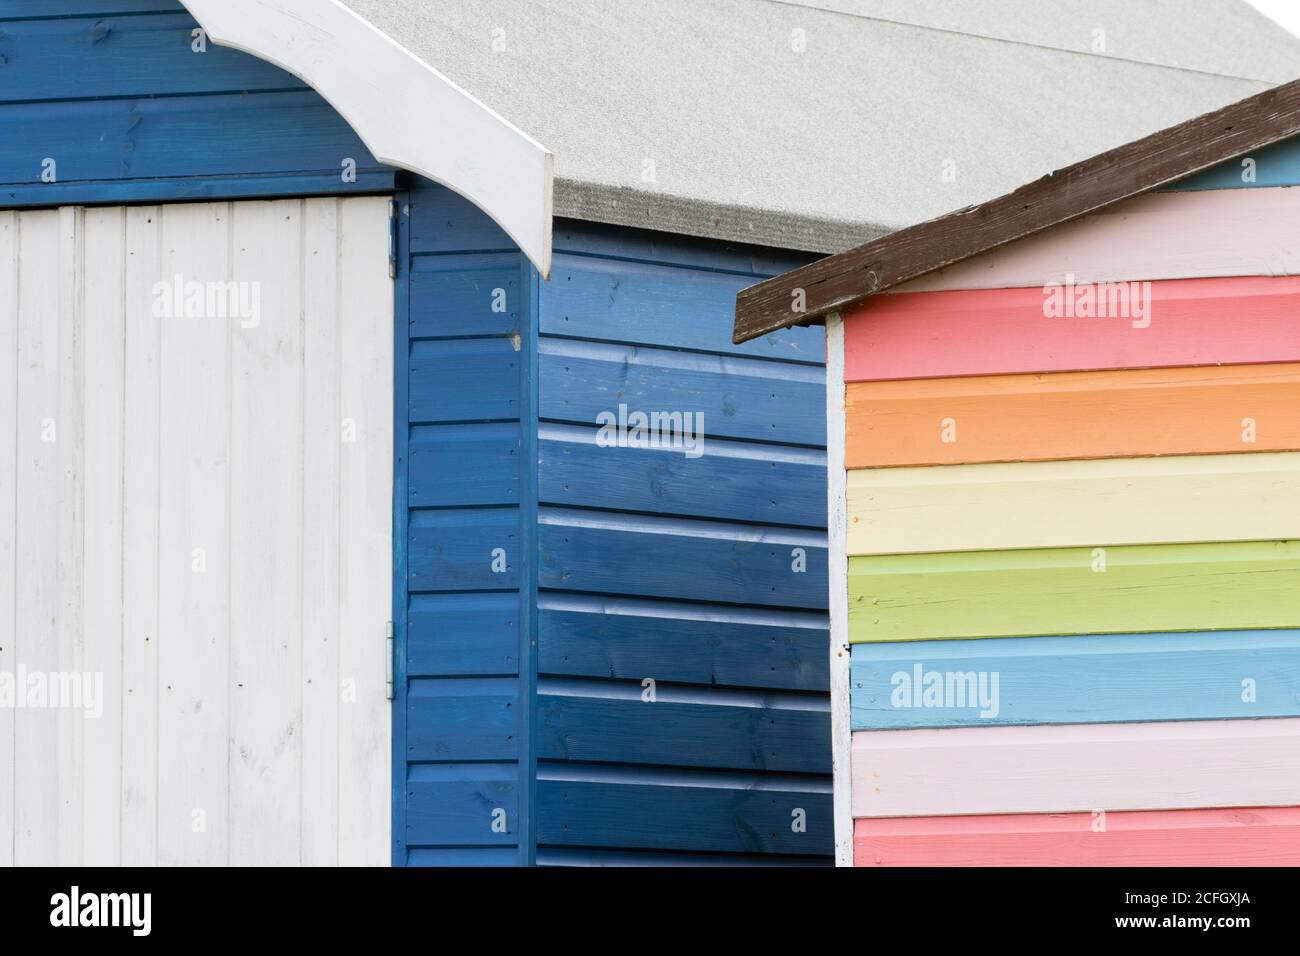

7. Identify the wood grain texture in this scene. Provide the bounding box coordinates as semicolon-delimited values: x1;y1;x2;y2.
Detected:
846;452;1300;556
845;362;1300;467
734;78;1300;341
850;630;1300;729
851;718;1300;817
848;541;1300;642
854;807;1300;866
842;276;1300;383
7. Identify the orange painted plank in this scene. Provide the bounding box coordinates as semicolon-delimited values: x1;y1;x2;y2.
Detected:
846;363;1300;468
843;275;1300;382
854;807;1300;867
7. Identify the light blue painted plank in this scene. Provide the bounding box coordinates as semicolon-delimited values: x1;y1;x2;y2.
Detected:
408;507;520;592
538;340;825;446
405;763;519;847
540;254;825;362
0;14;303;103
537;684;830;773
408;593;520;678
406;678;520;761
1165;137;1300;191
851;630;1300;730
537;596;828;691
536;772;833;854
409;424;520;507
408;338;521;424
538;512;827;610
410;254;522;339
538;429;826;527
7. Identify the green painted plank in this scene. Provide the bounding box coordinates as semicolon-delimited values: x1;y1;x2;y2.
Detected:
848;540;1300;643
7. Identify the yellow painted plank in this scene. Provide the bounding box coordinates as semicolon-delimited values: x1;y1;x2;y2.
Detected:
847;452;1300;556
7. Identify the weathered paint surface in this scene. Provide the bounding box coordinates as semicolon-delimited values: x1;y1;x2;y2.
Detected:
395;194;835;865
0;199;393;865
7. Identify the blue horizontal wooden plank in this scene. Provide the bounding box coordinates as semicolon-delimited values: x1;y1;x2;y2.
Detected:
538;513;828;610
540;254;825;362
0;93;379;188
1165;138;1300;191
406;847;518;866
409;181;514;254
0;171;395;209
410;254;522;339
536;847;829;866
408;339;520;424
537;686;830;773
0;14;302;104
538;341;825;446
407;679;519;761
537;597;828;691
0;1;179;19
536;773;833;854
538;430;826;527
409;424;520;507
851;630;1300;730
408;508;520;592
552;218;818;277
408;593;520;678
405;764;518;847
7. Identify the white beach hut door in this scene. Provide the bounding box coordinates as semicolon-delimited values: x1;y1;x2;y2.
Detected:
0;198;393;865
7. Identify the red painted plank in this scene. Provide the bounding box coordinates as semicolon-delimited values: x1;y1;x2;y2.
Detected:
854;807;1300;866
843;275;1300;382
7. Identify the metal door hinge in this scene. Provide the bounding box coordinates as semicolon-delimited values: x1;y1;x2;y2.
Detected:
385;620;395;700
388;198;399;279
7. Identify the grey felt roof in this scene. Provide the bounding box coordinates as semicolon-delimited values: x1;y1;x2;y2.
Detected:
343;0;1300;253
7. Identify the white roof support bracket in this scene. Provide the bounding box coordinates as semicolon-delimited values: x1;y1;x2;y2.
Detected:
181;0;554;277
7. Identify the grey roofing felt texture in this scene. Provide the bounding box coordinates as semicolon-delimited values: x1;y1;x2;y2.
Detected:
344;0;1300;253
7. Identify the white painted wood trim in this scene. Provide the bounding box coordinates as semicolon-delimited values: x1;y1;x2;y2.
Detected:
825;314;853;866
851;719;1300;818
181;0;555;277
846;451;1300;556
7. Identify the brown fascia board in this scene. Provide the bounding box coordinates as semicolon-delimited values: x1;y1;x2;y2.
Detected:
733;77;1300;344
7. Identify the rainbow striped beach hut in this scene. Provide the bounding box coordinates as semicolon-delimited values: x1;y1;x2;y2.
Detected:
734;80;1300;867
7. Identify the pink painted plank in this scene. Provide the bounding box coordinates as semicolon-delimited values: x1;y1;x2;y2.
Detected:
854;807;1300;866
843;275;1300;382
850;719;1300;818
895;186;1300;294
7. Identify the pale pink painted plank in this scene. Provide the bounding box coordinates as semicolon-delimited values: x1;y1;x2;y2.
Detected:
850;719;1300;818
844;275;1300;382
854;807;1300;866
895;186;1300;294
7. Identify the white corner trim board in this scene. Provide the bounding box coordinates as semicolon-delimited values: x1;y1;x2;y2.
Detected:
181;0;555;278
851;718;1300;819
825;314;854;867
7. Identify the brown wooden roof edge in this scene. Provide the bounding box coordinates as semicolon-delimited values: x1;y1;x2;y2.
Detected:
733;77;1300;344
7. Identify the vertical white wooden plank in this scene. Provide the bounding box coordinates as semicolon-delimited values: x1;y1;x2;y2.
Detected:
13;210;64;865
55;206;87;866
228;199;305;865
156;202;232;865
337;196;393;865
0;212;17;867
825;314;854;867
120;206;163;866
300;199;342;866
81;207;127;865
